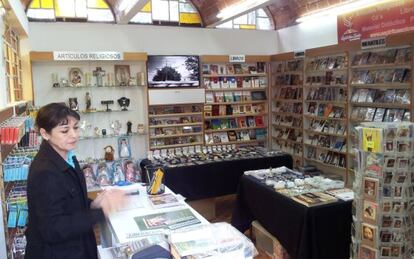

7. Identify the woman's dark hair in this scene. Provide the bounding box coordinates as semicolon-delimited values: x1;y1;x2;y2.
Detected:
35;102;80;133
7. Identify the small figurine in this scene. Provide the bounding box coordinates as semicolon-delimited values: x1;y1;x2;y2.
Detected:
117;97;130;111
127;121;132;135
93;67;106;87
104;145;114;161
82;164;97;189
85;92;92;111
96;162;111;186
68;98;78;111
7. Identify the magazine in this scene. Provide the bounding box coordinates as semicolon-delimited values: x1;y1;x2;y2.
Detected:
134;208;201;232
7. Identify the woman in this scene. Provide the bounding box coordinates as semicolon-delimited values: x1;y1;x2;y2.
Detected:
25;103;126;259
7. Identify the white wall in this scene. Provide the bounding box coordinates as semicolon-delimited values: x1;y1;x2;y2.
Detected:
275;16;338;53
28;22;278;54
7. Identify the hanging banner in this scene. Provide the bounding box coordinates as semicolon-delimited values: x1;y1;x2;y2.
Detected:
53;51;123;61
338;0;414;43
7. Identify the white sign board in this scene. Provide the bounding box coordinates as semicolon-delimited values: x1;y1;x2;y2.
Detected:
148;88;205;105
53;51;123;61
361;37;386;50
229;55;246;63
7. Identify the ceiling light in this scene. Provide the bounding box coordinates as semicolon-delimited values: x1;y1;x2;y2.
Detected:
296;0;395;24
216;0;271;20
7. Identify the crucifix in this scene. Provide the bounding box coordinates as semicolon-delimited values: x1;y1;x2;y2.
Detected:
93;67;106;86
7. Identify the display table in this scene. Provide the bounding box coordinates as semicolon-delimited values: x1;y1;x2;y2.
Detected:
102;184;209;246
140;153;293;201
231;175;352;259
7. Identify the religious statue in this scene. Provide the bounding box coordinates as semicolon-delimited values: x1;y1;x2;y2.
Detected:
85;92;92;111
93;67;106;87
127;121;132;135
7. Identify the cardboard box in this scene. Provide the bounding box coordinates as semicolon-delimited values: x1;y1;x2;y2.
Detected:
252;220;290;259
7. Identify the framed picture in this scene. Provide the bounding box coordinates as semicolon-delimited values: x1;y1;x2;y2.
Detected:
112;160;125;183
363;200;377;224
363;177;379;201
361;223;377;247
69;67;83;86
118;136;131;158
359;245;377;259
81;163;97;189
115;65;131;86
68;97;78;111
123;160;141;182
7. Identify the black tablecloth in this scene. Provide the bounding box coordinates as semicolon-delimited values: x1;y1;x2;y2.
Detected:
231;175;352;259
140;153;292;201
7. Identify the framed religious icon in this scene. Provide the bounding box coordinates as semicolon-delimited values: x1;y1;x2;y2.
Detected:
363;177;379;201
118;136;131;158
115;65;130;86
69;67;83;87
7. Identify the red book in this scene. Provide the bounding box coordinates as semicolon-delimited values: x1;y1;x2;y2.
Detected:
255;116;264;127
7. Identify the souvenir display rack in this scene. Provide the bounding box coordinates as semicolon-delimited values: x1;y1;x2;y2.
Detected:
29;52;149;160
270;53;303;169
348;45;413;184
148;103;204;150
201;55;269;147
0;101;32;259
303;50;349;178
351;122;414;258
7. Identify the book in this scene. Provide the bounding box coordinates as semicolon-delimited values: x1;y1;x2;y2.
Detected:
326;188;354;201
148;193;181;209
291;192;337;207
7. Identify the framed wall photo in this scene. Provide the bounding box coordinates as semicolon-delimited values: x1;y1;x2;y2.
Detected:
69;67;83;87
115;65;131;86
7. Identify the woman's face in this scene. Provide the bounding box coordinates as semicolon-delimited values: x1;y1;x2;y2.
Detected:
41;116;79;158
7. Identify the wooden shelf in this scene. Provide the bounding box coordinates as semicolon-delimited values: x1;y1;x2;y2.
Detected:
304;129;346;137
149;122;203;128
304;157;347;172
351;63;411;69
349;118;372;123
305;84;347;88
304;114;346;121
271;136;302;144
202;73;267;78
272;111;302;117
304;100;346;105
205;113;267;119
272;124;302;131
350;83;410;89
274;98;302;102
205;87;267;92
80;109;133;114
305;68;347;73
277;84;303;88
205;139;265;146
149;132;202;139
150;142;203;150
208;100;266;105
304;143;347;155
350;102;410;109
149;112;203;118
205;126;267;133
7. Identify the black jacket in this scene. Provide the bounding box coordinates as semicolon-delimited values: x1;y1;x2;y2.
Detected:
25;141;105;259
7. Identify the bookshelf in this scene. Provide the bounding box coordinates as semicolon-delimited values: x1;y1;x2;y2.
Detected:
303;52;349;179
148;104;204;150
201;55;269;147
270;53;304;169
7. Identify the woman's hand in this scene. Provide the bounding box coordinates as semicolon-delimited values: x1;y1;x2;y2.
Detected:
91;189;128;217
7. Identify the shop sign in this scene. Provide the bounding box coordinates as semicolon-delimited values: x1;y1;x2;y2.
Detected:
338;0;414;43
53;51;123;61
361;37;387;49
229;55;246;63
